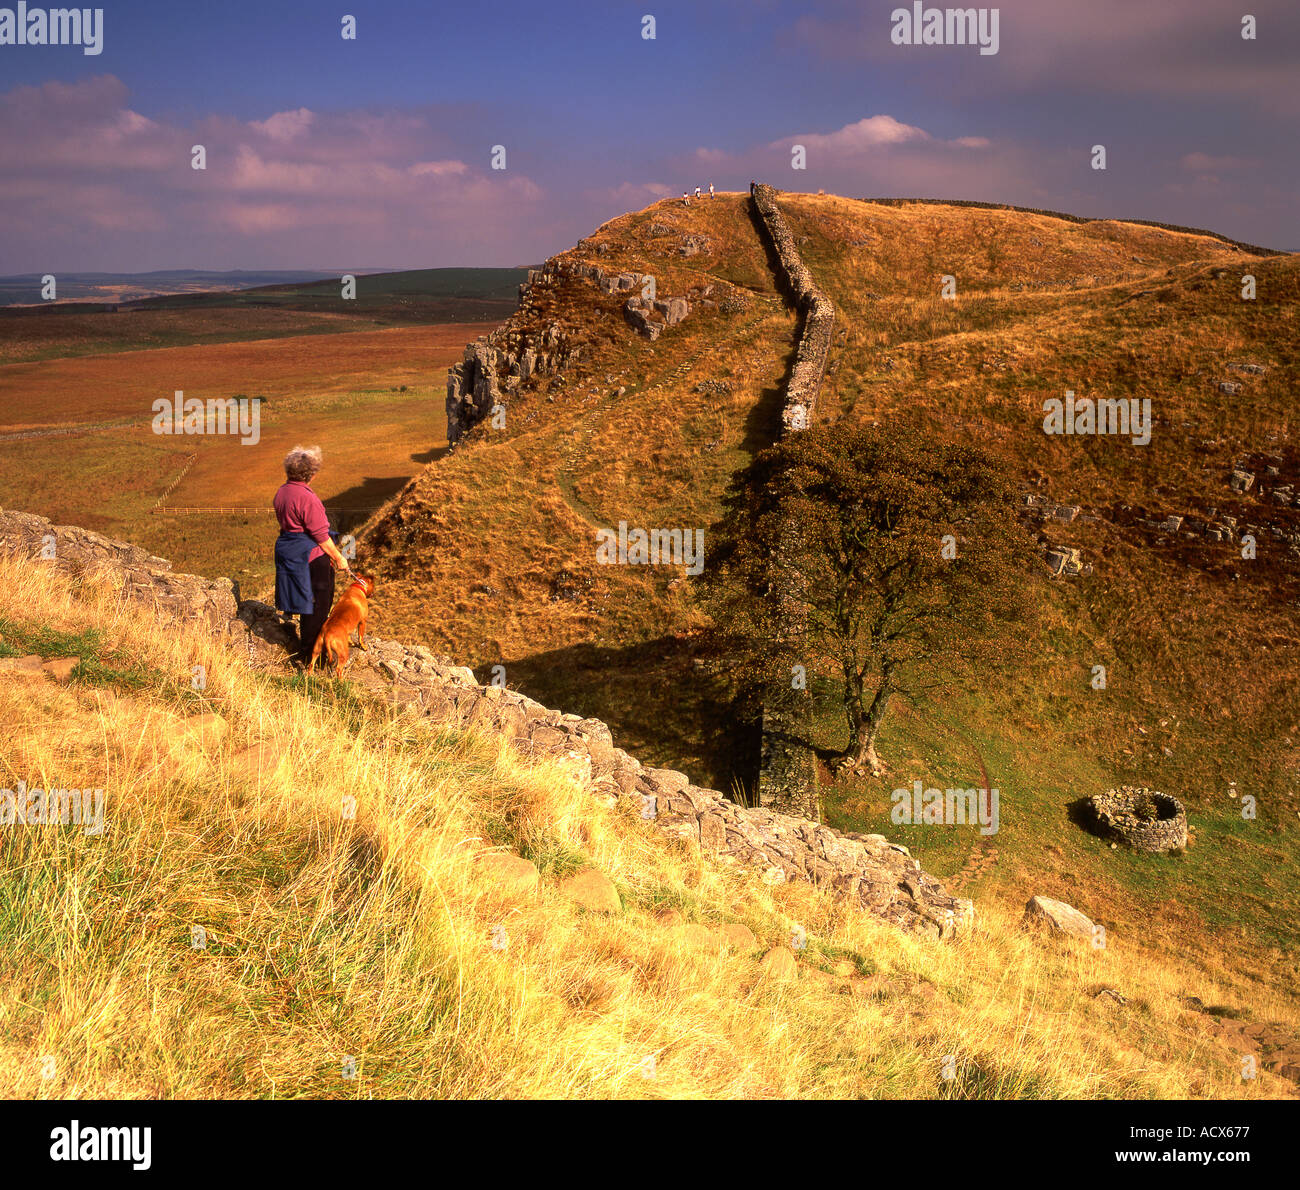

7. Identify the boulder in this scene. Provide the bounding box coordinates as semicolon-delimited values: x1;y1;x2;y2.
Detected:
679;923;723;949
759;946;799;982
1023;895;1095;940
478;852;540;898
0;654;46;679
716;922;758;950
41;657;80;682
558;869;621;914
181;712;229;751
228;740;285;782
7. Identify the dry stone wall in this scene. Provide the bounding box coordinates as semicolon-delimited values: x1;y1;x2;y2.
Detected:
1087;787;1188;854
748;183;836;816
749;182;835;435
0;507;973;941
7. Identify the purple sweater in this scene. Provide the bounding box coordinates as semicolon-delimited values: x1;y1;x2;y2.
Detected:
273;481;330;562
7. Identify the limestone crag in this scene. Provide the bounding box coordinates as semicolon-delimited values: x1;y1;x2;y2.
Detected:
444;254;697;445
0;508;974;942
536;258;695;342
445;318;573;448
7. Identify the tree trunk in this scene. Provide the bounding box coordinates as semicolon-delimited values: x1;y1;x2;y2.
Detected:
843;670;892;776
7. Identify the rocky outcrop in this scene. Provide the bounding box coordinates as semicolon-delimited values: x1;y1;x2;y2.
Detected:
444;255;696;445
0;508;974;942
445;318;573;448
0;509;238;632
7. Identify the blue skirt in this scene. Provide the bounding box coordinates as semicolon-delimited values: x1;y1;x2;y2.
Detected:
274;531;317;616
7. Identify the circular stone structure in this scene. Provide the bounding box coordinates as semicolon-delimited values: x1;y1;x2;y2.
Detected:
1087;786;1188;853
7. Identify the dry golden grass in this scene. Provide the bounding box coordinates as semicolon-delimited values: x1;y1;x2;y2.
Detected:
0;552;1294;1099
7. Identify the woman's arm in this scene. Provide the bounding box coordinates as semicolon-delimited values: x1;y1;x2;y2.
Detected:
302;490;349;571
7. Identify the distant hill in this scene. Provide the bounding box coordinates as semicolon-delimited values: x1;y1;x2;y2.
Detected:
1;264;533;330
0;270;351;307
0;267;531;322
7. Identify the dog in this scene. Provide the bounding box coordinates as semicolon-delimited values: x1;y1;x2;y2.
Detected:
308;572;374;677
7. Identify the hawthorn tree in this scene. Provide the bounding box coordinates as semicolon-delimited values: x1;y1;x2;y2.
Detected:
703;422;1038;775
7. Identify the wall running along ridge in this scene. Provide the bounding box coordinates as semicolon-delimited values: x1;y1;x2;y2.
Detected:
749;182;835;435
748;183;835;818
0;508;973;941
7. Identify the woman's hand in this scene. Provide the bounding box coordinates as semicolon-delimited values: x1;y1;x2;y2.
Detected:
321;539;350;572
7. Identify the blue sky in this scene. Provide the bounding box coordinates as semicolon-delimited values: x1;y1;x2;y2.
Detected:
1;0;1295;271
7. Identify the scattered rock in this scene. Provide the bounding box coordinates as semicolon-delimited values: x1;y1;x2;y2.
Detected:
0;654;46;678
679;923;723;949
759;946;799;982
558;869;622;914
40;657;80;682
228;740;285;782
477;852;540;898
181;712;229;751
716;922;758;950
1022;895;1096;940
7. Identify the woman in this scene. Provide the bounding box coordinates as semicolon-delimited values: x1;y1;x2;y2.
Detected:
273;445;349;669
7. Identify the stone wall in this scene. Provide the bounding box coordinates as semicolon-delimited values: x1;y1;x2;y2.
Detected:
0;507;973;941
1087;787;1188;854
748;183;836;816
749;182;835;435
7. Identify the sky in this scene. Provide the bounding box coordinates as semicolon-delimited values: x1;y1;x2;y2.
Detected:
0;0;1296;272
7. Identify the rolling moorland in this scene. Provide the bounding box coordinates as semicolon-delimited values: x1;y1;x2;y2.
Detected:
0;190;1296;1098
0;268;526;581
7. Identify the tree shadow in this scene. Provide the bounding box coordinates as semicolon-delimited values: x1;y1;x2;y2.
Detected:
496;635;760;799
322;475;414;533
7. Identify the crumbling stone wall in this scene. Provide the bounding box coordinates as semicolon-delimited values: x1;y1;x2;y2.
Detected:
748;183;836;817
0;508;973;941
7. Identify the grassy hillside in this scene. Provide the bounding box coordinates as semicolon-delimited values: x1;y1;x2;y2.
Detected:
355;192;1300;1016
2;550;1295;1099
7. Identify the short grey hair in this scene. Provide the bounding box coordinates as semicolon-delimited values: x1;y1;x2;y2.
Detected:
284;445;322;482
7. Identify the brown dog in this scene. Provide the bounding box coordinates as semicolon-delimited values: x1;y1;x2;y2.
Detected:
309;573;374;677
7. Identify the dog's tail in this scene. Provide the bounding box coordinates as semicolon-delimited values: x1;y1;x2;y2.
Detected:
308;629;334;671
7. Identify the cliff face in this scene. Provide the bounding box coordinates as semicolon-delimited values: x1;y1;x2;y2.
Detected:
443;256;698;447
0;507;975;941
